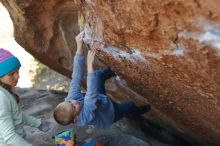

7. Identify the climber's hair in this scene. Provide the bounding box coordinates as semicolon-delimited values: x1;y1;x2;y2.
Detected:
53;102;73;125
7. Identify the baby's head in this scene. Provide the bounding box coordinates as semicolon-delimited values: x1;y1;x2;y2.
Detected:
53;99;81;125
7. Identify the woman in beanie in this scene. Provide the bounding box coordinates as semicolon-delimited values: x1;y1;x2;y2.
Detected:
0;48;51;146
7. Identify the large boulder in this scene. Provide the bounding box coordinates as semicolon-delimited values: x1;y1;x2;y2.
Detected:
1;0;220;145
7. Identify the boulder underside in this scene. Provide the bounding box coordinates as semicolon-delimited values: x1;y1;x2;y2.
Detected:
1;0;220;145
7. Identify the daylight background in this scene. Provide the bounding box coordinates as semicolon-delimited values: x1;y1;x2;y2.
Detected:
0;3;70;91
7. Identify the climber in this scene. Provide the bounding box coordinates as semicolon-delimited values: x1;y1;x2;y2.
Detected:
53;30;151;129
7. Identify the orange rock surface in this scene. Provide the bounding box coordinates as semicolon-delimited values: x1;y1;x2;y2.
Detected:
1;0;220;145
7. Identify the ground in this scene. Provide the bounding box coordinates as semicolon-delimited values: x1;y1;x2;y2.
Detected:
16;88;209;146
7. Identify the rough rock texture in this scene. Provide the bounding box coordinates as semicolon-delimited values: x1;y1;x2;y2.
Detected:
1;0;79;77
1;0;220;145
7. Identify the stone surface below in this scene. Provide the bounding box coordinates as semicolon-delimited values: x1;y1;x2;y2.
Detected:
17;88;212;146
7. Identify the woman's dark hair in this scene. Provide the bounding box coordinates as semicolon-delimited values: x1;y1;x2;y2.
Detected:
0;81;20;103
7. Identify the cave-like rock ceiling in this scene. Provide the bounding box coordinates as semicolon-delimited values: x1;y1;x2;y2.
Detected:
1;0;220;145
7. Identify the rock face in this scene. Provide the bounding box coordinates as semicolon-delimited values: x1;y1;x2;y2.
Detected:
1;0;220;145
1;0;79;77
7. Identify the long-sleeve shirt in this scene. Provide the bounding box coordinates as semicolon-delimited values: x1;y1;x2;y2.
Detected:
0;86;41;146
65;53;115;129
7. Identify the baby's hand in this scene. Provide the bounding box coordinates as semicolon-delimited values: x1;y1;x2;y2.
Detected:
87;50;96;73
75;30;84;54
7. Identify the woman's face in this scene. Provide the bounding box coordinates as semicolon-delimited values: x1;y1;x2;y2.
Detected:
0;69;20;87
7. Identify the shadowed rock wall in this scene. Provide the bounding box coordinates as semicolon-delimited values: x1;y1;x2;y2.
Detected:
1;0;220;145
1;0;79;77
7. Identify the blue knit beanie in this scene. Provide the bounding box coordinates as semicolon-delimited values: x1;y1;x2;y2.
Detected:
0;48;21;77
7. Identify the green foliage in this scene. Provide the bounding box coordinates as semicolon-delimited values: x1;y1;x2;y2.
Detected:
32;61;70;91
78;13;84;31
